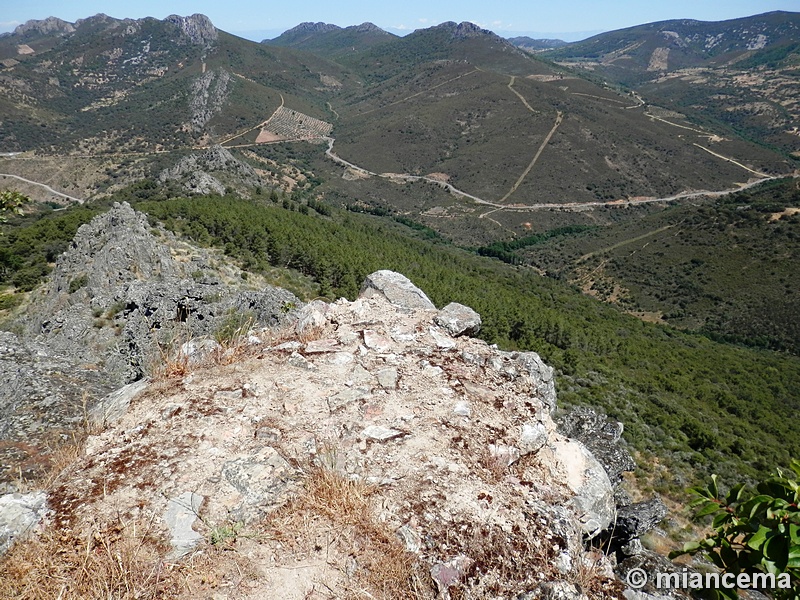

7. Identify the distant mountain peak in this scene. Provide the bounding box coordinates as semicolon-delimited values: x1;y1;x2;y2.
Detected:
285;22;342;35
346;22;389;35
13;16;75;37
435;21;493;39
164;14;218;45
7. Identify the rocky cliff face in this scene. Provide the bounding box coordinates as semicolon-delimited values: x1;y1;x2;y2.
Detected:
11;17;75;37
164;14;218;46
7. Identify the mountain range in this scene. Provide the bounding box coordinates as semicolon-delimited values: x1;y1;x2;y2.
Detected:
0;13;799;592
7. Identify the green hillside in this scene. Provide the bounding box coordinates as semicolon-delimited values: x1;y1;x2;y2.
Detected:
541;11;800;154
519;177;800;354
68;188;794;493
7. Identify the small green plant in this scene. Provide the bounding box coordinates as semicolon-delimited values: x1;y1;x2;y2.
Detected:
0;293;22;311
209;521;243;548
68;274;89;294
105;300;127;318
670;460;800;599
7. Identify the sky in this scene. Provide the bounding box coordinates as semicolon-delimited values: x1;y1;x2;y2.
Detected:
1;0;797;42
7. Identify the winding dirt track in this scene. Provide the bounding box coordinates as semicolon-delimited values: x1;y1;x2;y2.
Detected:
0;173;84;203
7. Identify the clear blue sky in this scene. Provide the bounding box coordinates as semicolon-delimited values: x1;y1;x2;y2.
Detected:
1;0;797;42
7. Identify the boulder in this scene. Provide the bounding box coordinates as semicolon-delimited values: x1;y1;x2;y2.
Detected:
434;302;481;336
557;407;635;485
546;438;616;538
0;491;47;554
358;270;436;310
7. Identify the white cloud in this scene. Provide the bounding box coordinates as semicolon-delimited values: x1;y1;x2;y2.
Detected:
391;24;411;30
418;18;429;24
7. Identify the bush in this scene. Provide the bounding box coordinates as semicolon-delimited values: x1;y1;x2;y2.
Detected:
671;461;800;599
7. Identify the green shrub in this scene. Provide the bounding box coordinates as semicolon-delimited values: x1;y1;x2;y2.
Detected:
671;461;800;599
0;293;22;311
68;274;89;294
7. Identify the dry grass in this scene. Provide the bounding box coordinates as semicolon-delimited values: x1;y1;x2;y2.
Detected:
264;465;433;599
0;516;184;600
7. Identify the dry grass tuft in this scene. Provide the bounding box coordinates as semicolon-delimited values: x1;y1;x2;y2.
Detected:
0;516;184;600
265;465;432;599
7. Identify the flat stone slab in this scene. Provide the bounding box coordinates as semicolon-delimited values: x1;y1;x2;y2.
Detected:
0;491;47;555
361;425;405;441
163;491;204;558
358;270;436;310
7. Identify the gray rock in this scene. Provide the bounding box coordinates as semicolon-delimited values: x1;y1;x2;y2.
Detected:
606;496;669;558
519;422;548;455
361;425;404;441
0;332;114;486
0;491;47;554
429;327;457;349
615;497;668;542
453;400;471;417
557;407;636;486
88;379;149;426
434;302;481;337
296;300;328;336
617;550;690;599
396;524;423;553
163;491;204;558
288;352;314;370
327;386;371;412
514;352;557;413
221;447;297;522
548;438;615;538
376;367;398;389
537;581;587;600
358;270;436;310
489;443;520;466
181;339;222;363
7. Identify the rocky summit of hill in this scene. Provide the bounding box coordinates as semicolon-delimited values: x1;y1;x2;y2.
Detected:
0;202;298;487
0;206;681;599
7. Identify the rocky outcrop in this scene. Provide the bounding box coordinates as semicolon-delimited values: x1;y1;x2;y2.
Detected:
188;69;232;133
12;17;75;37
1;270;631;597
158;145;262;195
1;202;298;489
164;13;218;46
21;201;297;384
558;407;636;486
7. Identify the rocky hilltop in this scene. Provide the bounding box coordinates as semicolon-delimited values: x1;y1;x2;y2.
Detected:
0;206;680;599
0;202;298;486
